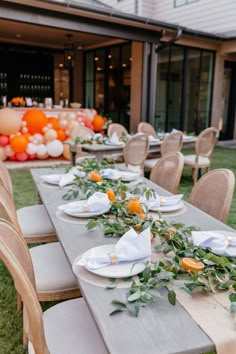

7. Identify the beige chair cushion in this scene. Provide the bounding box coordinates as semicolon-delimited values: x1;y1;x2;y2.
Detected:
28;298;107;354
144;158;160;170
17;205;55;237
184;154;210;166
30;242;78;293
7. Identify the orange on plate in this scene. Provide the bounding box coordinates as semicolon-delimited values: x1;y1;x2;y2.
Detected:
126;198;143;215
106;190;116;202
88;171;102;182
181;258;204;272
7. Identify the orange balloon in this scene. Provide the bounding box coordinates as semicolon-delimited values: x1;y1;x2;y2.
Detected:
23;109;48;134
22;132;31;141
48;117;59;130
57;129;66;141
93;114;105;131
10;135;28;153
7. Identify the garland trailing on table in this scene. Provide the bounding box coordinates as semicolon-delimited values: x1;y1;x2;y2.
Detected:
63;159;236;319
74;133;129;146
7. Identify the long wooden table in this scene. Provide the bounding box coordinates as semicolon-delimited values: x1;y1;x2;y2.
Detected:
31;167;233;354
81;137;196;162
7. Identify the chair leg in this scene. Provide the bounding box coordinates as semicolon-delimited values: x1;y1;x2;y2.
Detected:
17;292;23;312
192;168;198;184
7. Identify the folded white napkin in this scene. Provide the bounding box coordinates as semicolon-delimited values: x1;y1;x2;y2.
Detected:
192;231;236;256
58;192;111;215
100;168;140;181
77;227;151;269
140;193;183;210
107;132;124;145
40;167;86;187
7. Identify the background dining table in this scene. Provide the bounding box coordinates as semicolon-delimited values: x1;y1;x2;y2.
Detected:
31;167;234;354
81;136;197;162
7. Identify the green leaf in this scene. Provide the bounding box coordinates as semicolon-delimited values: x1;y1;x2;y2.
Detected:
168;290;176;306
110;308;124;316
229;293;236;303
111;300;127;308
86;219;98;230
230;302;236;313
128;291;141;302
106;282;117;289
127;302;140;317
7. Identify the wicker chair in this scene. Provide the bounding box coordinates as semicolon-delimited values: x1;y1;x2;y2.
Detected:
150;152;184;194
0;220;105;354
144;131;183;171
189;169;235;223
138;122;156;137
0;185;80;313
184;127;218;184
70;125;96;162
0;161;57;244
107;123;128;138
122;133;149;174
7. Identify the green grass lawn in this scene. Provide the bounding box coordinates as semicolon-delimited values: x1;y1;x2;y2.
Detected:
0;146;235;353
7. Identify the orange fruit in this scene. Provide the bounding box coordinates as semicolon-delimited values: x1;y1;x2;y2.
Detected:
181;258;204;272
138;213;146;220
127;198;143;215
88;171;102;182
106;190;116;202
164;226;177;241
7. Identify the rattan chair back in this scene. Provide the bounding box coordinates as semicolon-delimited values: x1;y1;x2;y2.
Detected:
123;134;149;173
71;125;95;140
0;219;49;354
107;123;128;138
138;122;156;137
0;160;13;196
189;169;235;223
150;152;184;194
195;127;218;158
161;131;183;156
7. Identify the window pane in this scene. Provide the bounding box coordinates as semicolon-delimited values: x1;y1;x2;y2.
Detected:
167;45;184;131
155;47;170;132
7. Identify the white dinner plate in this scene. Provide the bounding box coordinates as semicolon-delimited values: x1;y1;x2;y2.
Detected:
150;200;184;213
118;171;141;181
106;141;124;146
74;244;149;278
58;200;111;218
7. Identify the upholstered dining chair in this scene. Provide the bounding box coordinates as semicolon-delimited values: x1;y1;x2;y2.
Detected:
144;131;183;171
107;123;128;138
183;127;218;184
189;169;235;223
0;185;80;313
122;133;149;174
150;152;184;194
0;161;56;243
0;220;106;354
137;122;156;137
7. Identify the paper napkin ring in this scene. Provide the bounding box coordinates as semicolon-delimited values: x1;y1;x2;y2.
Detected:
108;252;118;264
160;198;166;206
225;236;233;246
82;205;89;212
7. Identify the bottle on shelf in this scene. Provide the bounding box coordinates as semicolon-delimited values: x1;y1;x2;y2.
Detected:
59;92;64;108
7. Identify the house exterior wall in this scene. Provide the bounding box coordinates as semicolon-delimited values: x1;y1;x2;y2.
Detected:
101;0;236;36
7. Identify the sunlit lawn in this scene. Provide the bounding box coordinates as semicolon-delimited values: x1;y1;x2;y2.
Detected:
0;146;235;353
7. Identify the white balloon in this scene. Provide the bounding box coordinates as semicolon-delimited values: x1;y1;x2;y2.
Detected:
21;127;28;133
33;133;44;144
5;144;15;157
58;112;67;120
47;140;63;157
44;129;57;142
67;113;76;121
58;119;68;129
26;143;37;155
37;144;47;156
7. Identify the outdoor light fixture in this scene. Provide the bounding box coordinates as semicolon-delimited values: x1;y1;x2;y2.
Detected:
64;34;74;69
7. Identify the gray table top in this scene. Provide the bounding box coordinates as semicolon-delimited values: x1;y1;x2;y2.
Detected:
31;167;232;354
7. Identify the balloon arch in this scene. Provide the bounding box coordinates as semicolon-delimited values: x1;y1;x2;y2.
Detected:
0;108;105;162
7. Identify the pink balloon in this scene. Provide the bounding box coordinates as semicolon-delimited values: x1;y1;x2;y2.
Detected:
0;135;9;147
28;153;37;160
16;152;28;161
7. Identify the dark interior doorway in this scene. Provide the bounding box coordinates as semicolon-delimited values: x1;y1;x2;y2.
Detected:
220;61;236;140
